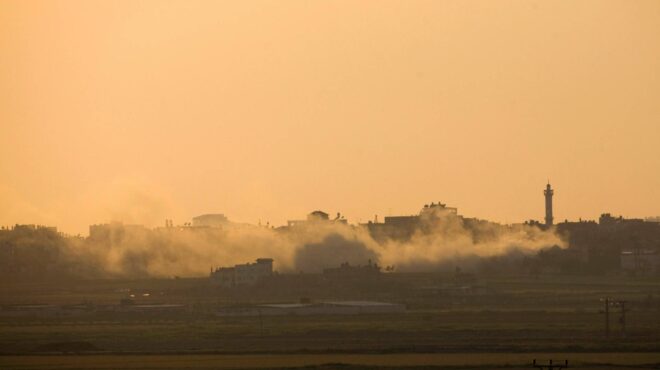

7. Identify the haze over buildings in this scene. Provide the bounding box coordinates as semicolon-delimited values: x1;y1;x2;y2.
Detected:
2;181;660;280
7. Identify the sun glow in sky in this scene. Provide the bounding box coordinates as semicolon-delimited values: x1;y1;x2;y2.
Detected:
1;1;659;234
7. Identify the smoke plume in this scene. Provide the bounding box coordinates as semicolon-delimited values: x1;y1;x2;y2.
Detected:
69;206;564;277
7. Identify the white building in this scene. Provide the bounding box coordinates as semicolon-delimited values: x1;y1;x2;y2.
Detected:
210;258;273;287
621;250;660;275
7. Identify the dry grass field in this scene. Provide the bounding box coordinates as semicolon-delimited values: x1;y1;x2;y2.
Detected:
1;353;659;369
1;274;659;368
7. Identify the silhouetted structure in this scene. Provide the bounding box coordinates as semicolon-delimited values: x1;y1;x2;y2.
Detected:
192;214;228;227
323;260;381;278
363;202;459;242
286;210;347;228
555;213;660;274
544;183;554;226
308;210;329;221
0;224;91;281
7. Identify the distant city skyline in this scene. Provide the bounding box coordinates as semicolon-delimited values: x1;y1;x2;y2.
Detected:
3;183;660;237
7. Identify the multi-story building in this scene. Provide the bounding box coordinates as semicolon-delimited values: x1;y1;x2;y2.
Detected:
363;202;458;242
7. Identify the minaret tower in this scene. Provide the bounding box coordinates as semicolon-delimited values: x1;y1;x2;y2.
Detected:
544;182;554;226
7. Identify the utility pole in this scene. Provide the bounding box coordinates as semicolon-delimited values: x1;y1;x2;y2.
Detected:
600;298;629;338
533;359;568;369
612;300;628;337
620;300;627;337
600;297;610;338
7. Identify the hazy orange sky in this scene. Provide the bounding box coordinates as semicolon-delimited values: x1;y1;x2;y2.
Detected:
1;0;659;234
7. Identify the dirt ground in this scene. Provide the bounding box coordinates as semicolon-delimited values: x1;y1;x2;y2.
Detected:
1;353;659;370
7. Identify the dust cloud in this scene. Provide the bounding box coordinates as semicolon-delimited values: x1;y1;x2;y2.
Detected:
75;206;564;277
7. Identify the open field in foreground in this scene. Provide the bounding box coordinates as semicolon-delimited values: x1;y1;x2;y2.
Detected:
2;353;660;370
2;274;659;368
1;308;659;353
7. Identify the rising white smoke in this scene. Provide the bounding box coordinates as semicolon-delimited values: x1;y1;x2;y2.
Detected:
78;206;564;277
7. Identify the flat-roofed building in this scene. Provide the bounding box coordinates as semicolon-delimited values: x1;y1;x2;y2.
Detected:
192;214;228;227
621;250;660;275
210;258;274;287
